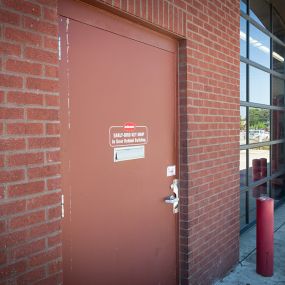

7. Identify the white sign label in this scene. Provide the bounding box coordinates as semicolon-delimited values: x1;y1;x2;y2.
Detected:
109;123;148;148
167;165;176;177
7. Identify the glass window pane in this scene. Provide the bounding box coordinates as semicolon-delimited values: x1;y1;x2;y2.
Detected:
240;0;247;13
272;144;285;174
248;188;257;223
249;108;270;143
240;191;247;229
273;8;285;43
272;110;285;140
240;17;247;57
249;146;270;183
249;67;270;105
249;24;270;68
271;174;285;202
272;77;285;107
249;0;271;31
240;106;246;145
273;41;285;74
240;62;246;101
240;150;247;187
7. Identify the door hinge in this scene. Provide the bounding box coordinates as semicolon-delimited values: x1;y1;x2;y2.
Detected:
58;36;61;61
61;194;64;218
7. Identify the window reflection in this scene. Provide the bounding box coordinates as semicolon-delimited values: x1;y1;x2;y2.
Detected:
272;110;285;140
249;0;270;31
249;66;270;105
240;150;247;187
273;41;285;74
249;147;270;183
240;62;246;101
240;0;247;13
240;106;246;145
249;24;270;68
271;174;285;201
273;9;285;42
249;107;270;144
240;17;247;57
240;191;246;228
273;77;285;107
272;144;285;174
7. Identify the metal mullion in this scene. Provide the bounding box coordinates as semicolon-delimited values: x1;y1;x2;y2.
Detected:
240;138;285;150
240;11;285;49
240;56;285;81
240;100;285;111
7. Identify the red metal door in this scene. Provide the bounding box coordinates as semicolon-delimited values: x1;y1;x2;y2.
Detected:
59;2;178;285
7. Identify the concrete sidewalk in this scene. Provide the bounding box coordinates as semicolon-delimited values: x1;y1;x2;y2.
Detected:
215;203;285;285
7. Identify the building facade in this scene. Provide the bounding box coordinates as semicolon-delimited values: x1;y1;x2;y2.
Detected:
0;0;283;284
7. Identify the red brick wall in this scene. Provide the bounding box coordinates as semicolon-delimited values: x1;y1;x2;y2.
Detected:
0;0;62;284
0;0;240;284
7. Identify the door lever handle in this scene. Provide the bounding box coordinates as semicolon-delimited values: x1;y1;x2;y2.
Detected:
164;195;179;204
164;179;179;213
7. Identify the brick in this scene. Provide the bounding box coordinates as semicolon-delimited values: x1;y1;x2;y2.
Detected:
0;92;4;103
25;47;57;64
46;123;60;135
28;137;60;149
0;200;26;215
48;206;61;220
6;59;42;75
0;186;4;200
30;246;61;267
36;0;57;7
0;139;25;151
27;192;61;210
7;91;44;105
46;151;60;163
0;107;24;119
29;220;60;239
44;37;57;50
28;164;60;179
0;261;26;280
17;267;45;284
8;152;44;167
0;220;6;234
0;250;7;265
7;123;44;135
12;239;45;260
5;27;41;46
33;273;62;285
0;74;23;88
44;7;57;21
26;77;58;92
24;16;57;36
47;177;60;191
8;181;45;197
45;65;58;78
2;0;41;17
45;95;59;106
0;42;21;56
0;8;20;25
0;155;4;168
10;210;45;229
0;230;27;247
27;108;59;121
0;170;24;183
48;260;62;274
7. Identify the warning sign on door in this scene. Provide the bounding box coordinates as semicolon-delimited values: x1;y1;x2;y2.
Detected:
109;123;148;147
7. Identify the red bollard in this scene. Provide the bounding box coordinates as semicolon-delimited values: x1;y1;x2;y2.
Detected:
256;197;274;277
